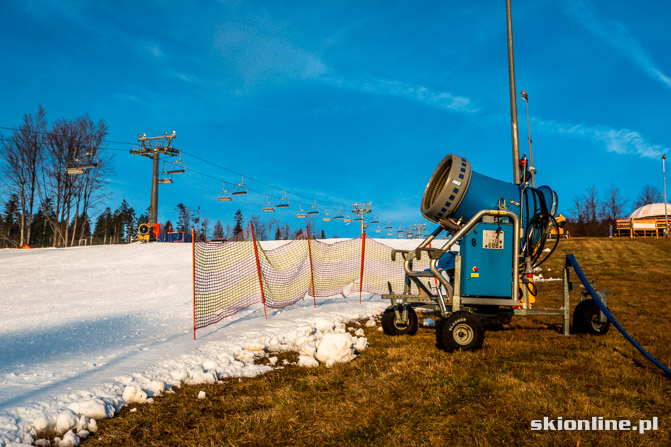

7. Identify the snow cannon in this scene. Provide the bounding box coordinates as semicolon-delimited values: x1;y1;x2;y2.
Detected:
380;1;614;356
420;154;557;229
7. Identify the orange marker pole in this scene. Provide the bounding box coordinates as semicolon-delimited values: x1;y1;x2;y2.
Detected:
306;225;317;307
251;222;267;319
359;232;366;303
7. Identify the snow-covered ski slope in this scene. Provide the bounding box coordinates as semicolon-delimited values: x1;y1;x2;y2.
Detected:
0;239;422;446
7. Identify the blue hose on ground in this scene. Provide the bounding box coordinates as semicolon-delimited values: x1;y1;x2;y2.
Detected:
566;254;671;376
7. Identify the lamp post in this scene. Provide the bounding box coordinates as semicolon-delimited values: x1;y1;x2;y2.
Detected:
520;90;535;187
663;154;669;238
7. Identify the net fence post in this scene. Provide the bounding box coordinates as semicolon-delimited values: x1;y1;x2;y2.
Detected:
192;227;196;340
251;222;268;319
359;231;366;304
306;224;317;308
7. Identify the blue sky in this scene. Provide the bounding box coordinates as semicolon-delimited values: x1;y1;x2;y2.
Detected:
1;0;670;238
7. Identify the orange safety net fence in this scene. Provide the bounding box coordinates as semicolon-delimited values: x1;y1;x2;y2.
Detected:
194;224;434;331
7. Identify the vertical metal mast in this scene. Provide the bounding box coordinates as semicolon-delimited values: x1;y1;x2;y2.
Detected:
663;154;669;238
506;0;521;185
130;131;178;225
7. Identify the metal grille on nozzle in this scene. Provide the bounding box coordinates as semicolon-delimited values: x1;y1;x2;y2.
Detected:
420;154;472;223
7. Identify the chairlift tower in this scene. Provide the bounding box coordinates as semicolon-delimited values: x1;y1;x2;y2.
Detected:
130;131;179;225
352;202;372;235
413;223;426;239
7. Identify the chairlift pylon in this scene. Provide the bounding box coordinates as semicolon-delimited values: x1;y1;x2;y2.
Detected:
263;195;275;212
308;199;319;215
276;190;290;208
232;175;247;196
296;203;307;218
218;182;232;202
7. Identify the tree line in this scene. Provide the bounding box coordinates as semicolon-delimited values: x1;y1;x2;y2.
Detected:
0;106;112;247
566;184;665;237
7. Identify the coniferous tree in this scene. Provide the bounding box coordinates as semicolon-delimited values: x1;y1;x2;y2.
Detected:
233;209;244;236
274;227;282;240
175;203;192;233
93;207;113;243
30;198;55;247
0;195;21;247
213;220;224;239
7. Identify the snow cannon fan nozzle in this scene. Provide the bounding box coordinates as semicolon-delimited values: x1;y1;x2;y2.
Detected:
421;154;557;225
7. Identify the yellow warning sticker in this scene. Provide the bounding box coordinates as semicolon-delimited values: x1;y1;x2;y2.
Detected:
471;272;479;278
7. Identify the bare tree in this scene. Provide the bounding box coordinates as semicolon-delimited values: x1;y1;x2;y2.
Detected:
600;185;628;222
582;186;600;224
0;105;48;245
250;214;267;240
634;185;663;209
36;116;109;246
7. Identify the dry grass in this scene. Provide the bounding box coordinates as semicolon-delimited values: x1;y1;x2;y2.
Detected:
82;238;671;447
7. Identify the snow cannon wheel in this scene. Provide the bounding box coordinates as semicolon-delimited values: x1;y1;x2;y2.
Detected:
381;306;418;336
436;311;485;352
573;299;610;335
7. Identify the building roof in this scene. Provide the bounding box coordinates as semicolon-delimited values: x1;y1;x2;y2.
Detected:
629;203;671;219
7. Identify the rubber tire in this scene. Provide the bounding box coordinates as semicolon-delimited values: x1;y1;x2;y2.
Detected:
573;299;610;335
381;306;418;336
436;311;485;352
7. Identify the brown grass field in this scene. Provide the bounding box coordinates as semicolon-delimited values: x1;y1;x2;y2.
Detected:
81;238;671;447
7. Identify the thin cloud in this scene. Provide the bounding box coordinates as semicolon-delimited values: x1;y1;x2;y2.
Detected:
538;119;667;159
563;0;671;89
324;76;478;114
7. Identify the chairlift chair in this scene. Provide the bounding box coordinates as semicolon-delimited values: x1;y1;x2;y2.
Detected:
232;175;247;196
371;216;380;224
263;195;275;212
385;222;393;230
322;211;332;222
308;199;319;215
158;160;173;184
276;190;290;208
78;152;98;170
387;231;394;237
375;226;382;233
167;151;186;174
343;218;352;223
296;203;307;218
218;182;232;202
334;206;344;220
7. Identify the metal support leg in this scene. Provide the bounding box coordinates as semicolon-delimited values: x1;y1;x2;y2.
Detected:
562;265;571;336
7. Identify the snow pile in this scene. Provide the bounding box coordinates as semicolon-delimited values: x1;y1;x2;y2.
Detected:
532;266;561;283
0;242;394;447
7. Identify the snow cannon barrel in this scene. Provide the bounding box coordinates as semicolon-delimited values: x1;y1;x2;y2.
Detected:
420;154;557;224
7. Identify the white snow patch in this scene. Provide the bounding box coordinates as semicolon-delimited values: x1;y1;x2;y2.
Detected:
197;391;206;400
0;241;401;446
